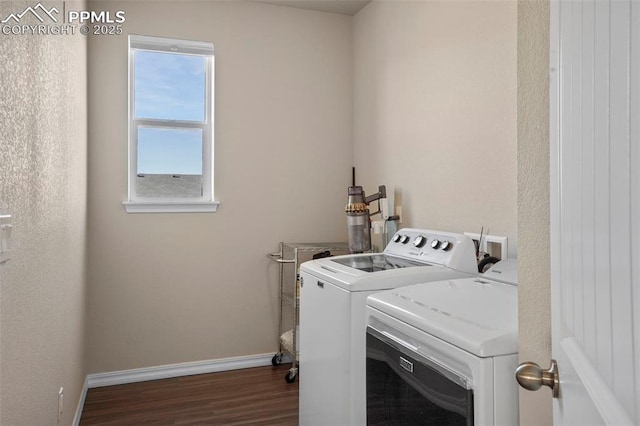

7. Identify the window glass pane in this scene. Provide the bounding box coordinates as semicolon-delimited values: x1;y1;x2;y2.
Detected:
136;127;203;198
134;51;206;122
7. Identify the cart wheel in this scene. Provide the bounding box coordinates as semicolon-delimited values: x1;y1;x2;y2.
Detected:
285;371;297;383
271;353;283;366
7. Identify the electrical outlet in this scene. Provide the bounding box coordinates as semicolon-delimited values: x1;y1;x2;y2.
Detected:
0;202;11;265
463;232;508;260
58;387;63;422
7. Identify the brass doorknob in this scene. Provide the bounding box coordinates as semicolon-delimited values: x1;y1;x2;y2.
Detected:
515;359;560;398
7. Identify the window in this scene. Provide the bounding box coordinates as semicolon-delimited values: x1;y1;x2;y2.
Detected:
124;35;218;213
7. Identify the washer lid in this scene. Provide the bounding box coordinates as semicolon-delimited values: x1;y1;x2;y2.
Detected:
367;277;518;357
330;254;427;272
301;256;473;292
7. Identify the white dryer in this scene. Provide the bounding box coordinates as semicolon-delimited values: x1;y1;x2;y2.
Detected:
366;259;519;425
299;228;478;426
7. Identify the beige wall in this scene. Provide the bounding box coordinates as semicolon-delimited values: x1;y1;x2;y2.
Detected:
353;0;518;254
517;1;552;424
0;1;88;424
86;0;352;373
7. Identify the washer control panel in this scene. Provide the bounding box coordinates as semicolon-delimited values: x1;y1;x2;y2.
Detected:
383;228;476;272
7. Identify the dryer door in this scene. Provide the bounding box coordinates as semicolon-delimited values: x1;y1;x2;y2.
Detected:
366;327;474;426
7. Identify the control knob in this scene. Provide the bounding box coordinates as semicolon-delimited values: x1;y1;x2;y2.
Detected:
400;235;410;244
413;235;427;248
392;234;402;243
440;241;452;251
431;239;441;249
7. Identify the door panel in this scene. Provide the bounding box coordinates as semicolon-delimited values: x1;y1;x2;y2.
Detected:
551;0;639;423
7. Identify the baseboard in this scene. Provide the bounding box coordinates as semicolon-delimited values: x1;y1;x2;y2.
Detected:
86;353;274;388
72;377;88;426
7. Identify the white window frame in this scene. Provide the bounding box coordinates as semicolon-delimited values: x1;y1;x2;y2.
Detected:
124;34;219;213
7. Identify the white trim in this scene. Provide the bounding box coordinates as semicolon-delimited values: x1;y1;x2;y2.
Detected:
87;353;273;388
123;200;220;213
129;34;214;56
72;377;89;426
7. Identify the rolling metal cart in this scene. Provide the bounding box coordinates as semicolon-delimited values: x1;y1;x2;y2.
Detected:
268;242;348;383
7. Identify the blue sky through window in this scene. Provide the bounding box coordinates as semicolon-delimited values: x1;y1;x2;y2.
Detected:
138;127;203;175
134;50;206;175
135;51;206;121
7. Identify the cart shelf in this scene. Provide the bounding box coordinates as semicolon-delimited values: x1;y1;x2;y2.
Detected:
268;242;348;383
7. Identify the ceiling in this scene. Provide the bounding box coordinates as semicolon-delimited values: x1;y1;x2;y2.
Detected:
251;0;371;16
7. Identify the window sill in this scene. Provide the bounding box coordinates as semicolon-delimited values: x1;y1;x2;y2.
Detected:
123;200;220;214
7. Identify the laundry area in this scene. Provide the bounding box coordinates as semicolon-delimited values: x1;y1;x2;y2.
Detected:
4;0;619;425
287;176;518;425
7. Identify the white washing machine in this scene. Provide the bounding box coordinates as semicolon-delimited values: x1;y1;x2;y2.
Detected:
299;228;478;426
366;259;519;425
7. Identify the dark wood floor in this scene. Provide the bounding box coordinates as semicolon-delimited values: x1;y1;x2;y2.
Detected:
79;365;299;425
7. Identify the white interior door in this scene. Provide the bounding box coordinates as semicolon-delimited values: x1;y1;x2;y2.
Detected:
550;0;639;424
